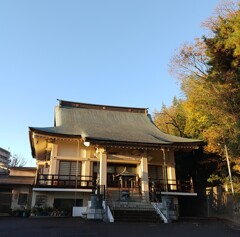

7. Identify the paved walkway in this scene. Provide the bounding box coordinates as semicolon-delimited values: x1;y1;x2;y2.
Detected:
0;217;239;237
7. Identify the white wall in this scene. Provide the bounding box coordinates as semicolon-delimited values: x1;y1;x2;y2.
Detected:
31;191;90;208
11;187;31;210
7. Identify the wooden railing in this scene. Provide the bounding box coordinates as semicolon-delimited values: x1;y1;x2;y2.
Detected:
149;178;194;193
35;174;95;189
35;174;194;193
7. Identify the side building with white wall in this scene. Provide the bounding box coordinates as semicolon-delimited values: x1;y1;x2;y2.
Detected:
0;167;36;216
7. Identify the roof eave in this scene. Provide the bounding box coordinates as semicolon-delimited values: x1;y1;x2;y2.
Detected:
85;137;201;149
29;130;36;158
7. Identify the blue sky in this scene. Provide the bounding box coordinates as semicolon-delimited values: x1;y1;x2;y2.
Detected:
0;0;221;166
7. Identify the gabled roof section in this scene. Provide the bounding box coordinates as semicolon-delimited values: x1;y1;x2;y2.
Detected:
29;99;201;148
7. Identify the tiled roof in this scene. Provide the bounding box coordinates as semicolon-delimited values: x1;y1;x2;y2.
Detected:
30;100;201;146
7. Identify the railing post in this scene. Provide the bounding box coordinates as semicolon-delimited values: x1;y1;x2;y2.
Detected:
177;180;180;192
36;174;39;186
190;177;194;192
51;175;54;186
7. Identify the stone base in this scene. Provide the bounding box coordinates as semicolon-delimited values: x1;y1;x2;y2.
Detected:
87;208;104;220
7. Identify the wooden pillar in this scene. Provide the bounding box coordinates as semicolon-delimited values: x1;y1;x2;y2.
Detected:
140;156;149;202
99;149;107;188
82;160;91;186
162;148;168;192
82;160;91;176
49;144;58;174
167;149;176;190
81;147;91;176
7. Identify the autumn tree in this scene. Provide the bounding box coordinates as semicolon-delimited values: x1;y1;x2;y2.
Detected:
154;97;187;137
203;1;240;175
155;0;240;191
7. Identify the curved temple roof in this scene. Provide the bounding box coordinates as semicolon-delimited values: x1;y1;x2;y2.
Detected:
29;100;201;148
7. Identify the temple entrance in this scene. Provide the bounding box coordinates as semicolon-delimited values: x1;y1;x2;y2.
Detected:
93;162;139;189
108;164;138;189
115;167;137;189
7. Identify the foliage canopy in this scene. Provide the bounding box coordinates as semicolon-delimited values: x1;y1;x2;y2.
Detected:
155;0;240;192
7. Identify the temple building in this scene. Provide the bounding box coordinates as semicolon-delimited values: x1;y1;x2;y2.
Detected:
29;99;201;222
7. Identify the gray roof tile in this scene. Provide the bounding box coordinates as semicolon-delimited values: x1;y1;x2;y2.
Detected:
30;100;201;146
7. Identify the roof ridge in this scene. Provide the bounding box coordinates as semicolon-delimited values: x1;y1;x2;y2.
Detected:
57;99;148;114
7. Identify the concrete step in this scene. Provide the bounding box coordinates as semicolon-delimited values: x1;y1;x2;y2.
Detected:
113;209;162;223
110;201;163;222
112;201;155;210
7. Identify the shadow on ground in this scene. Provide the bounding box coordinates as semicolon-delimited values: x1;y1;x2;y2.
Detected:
0;217;239;237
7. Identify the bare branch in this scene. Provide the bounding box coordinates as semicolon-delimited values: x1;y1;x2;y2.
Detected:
169;40;209;81
202;0;239;33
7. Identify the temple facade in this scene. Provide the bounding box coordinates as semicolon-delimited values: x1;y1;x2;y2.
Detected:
29;99;201;221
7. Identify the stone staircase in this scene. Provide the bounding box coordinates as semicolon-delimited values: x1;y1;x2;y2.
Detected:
111;201;163;223
106;189;179;223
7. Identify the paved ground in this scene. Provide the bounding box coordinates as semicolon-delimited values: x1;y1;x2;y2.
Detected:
0;217;239;237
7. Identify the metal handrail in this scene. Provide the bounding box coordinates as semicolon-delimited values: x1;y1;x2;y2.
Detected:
151;202;168;223
149;189;168;223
